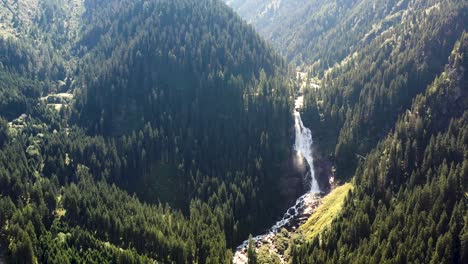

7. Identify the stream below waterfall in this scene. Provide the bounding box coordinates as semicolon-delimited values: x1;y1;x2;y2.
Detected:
233;95;321;263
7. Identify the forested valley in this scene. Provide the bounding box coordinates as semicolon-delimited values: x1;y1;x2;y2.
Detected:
0;0;467;263
0;0;298;263
292;31;468;264
225;0;468;263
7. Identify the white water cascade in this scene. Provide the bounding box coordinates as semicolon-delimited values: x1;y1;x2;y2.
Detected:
233;95;320;263
293;96;320;193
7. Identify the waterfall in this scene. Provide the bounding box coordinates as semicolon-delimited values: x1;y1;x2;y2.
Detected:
266;95;320;231
233;95;320;263
293;96;320;193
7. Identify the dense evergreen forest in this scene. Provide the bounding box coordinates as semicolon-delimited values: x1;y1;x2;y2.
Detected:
0;0;298;263
226;0;467;73
301;0;468;179
228;0;467;263
0;0;467;263
291;31;468;264
74;0;297;245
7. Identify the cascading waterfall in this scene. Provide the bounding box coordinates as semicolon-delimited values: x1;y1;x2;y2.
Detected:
293;96;320;193
233;95;320;263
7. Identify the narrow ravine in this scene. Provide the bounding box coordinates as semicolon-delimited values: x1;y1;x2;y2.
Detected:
233;95;322;263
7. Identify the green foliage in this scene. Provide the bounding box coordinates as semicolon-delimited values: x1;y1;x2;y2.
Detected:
7;224;35;263
274;228;290;255
247;235;258;264
0;117;8;147
0;0;295;262
73;0;295;250
302;0;468;179
300;183;353;240
0;0;465;263
257;245;281;264
291;32;468;264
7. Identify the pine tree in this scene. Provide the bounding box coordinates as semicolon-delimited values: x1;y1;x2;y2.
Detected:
247;235;258;264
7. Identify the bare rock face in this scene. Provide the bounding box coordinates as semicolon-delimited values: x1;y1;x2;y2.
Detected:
278;150;308;211
312;146;333;192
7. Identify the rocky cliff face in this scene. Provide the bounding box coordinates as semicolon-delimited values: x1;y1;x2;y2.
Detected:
278;150;309;211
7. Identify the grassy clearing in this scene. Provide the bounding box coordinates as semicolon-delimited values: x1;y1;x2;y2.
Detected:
300;183;353;240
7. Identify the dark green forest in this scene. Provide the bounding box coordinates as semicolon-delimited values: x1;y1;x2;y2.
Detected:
288;1;468;263
0;0;296;263
0;0;467;263
291;31;468;264
226;0;466;72
228;0;467;263
301;0;468;179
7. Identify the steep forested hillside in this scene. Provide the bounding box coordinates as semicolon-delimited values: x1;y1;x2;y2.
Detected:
74;0;296;247
225;1;468;263
0;0;298;263
1;0;467;263
226;0;359;66
0;0;83;81
291;31;468;264
229;1;468;178
226;0;466;71
0;0;86;123
301;0;467;179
